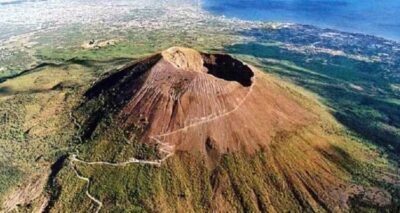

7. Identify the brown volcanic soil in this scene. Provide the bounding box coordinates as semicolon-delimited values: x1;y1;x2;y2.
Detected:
84;47;315;156
67;47;394;212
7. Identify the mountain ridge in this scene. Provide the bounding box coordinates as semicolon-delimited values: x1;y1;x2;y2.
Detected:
47;47;394;212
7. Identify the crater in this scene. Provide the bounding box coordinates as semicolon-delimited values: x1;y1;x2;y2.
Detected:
162;47;254;87
202;53;254;87
79;47;258;143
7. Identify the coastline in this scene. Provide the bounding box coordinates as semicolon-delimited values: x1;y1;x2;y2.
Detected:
202;0;400;42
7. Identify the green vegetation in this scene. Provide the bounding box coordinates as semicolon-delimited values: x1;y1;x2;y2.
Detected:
34;29;240;64
1;29;399;211
0;64;91;208
53;135;395;212
226;42;400;161
0;50;36;79
46;59;397;212
0;162;22;202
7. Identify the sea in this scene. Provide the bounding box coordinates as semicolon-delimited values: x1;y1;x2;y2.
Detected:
202;0;400;41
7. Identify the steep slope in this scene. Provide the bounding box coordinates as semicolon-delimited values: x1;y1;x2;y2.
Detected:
80;47;314;157
48;47;395;212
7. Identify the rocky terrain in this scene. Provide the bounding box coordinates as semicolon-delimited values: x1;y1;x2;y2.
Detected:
36;47;396;212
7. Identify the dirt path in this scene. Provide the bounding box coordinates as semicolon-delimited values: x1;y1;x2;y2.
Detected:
69;76;256;212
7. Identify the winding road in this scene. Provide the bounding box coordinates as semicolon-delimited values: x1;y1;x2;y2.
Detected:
69;76;256;213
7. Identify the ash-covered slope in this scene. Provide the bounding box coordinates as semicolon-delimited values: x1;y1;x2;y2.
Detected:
81;47;314;156
49;47;394;212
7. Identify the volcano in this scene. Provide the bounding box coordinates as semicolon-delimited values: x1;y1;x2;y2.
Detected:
82;47;314;157
50;47;393;212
